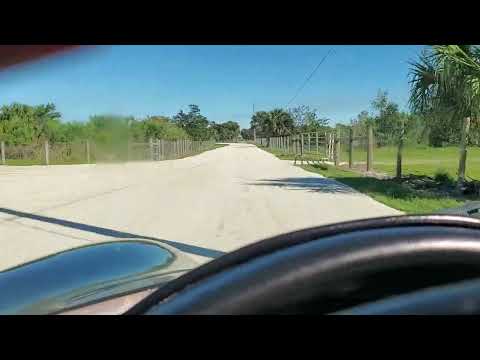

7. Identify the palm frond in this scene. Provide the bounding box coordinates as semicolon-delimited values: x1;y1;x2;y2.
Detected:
408;50;438;113
409;45;480;119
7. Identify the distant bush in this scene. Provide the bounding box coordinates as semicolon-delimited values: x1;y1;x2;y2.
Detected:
312;163;328;170
434;169;454;184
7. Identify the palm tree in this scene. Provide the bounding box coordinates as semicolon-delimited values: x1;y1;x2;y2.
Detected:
269;108;294;136
409;45;480;186
34;103;61;142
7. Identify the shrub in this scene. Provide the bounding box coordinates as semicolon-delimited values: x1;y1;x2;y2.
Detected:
312;163;328;170
434;169;454;184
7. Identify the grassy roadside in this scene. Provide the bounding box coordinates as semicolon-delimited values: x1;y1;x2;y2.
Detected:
5;159;88;166
301;164;465;214
261;144;480;180
259;145;467;214
1;143;227;166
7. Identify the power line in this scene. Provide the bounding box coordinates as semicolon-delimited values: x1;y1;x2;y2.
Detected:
286;48;334;108
251;48;334;134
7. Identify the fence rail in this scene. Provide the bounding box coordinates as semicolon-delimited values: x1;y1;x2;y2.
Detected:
254;132;338;164
255;122;479;185
0;138;216;165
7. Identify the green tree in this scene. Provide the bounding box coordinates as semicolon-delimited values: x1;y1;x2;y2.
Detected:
0;103;62;144
288;105;330;133
211;121;240;141
140;116;189;141
250;108;294;146
33;103;62;141
371;90;403;146
240;128;253;140
173;105;212;140
409;45;480;182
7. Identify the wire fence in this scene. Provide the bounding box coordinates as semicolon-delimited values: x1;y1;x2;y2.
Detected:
0;138;217;166
255;131;339;164
255;121;479;183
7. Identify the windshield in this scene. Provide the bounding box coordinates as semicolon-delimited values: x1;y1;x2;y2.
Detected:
1;45;479;313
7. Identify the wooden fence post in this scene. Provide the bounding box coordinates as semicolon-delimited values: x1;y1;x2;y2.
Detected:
316;132;319;155
330;133;334;160
301;134;304;157
458;117;471;186
324;132;328;159
327;133;332;161
332;133;335;160
1;141;5;165
86;140;90;164
334;134;340;166
396;120;405;179
308;133;311;152
349;127;353;168
367;125;373;172
45;140;49;165
149;138;154;160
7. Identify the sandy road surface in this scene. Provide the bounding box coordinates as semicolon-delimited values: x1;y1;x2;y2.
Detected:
0;143;400;270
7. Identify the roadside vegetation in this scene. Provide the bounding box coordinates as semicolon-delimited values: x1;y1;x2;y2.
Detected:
302;164;466;214
248;45;480;213
260;145;467;213
0;103;240;165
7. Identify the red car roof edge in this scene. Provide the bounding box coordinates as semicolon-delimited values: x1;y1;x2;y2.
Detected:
0;45;82;70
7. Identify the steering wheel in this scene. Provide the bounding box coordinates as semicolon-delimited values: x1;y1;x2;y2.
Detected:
127;215;480;315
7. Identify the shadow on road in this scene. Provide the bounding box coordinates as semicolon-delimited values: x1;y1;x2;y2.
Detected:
0;207;225;259
248;177;357;194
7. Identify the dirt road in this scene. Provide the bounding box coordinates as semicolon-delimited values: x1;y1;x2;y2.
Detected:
0;143;400;270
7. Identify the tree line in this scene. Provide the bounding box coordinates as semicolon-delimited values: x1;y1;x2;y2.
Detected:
244;46;480;150
242;105;332;145
0;103;241;145
243;89;479;149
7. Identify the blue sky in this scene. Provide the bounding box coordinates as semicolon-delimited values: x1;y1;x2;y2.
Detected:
0;45;424;128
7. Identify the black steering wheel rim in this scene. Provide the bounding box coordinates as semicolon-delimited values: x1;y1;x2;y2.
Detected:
127;215;480;315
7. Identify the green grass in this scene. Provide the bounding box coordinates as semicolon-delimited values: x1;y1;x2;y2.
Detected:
5;159;89;166
258;144;468;214
339;145;480;180
301;164;466;214
259;146;327;161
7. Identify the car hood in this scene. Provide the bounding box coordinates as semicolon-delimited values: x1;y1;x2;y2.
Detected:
0;239;198;315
